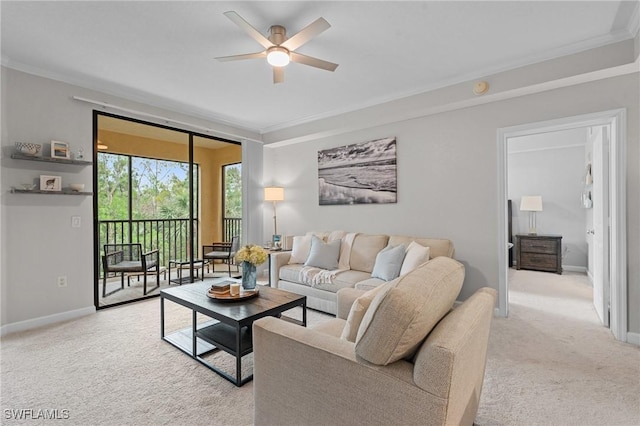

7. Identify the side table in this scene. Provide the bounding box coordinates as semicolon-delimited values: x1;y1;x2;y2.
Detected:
169;259;205;285
515;234;562;274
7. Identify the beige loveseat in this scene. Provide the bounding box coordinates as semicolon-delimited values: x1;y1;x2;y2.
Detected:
253;257;497;426
269;232;455;315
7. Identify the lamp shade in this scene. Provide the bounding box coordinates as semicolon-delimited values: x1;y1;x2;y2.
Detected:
264;187;284;202
520;196;543;212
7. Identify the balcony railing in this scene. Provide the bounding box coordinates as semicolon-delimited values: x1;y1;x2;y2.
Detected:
98;219;199;277
98;217;242;278
223;217;242;242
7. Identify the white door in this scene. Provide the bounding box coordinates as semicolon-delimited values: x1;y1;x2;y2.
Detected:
591;125;610;326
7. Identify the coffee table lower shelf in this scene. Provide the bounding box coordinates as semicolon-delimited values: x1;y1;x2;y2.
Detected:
162;319;254;386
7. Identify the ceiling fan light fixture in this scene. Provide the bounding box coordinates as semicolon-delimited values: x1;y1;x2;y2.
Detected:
267;47;290;67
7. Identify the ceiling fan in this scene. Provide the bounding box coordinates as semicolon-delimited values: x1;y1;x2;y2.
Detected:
215;11;339;84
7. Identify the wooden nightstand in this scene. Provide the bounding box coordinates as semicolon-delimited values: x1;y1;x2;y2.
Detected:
515;234;562;274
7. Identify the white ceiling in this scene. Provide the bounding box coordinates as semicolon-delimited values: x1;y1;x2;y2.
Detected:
2;1;638;135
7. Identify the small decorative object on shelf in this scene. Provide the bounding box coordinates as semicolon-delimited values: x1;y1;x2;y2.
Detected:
20;183;36;191
39;175;62;192
76;148;84;160
51;140;70;159
15;142;42;156
235;244;268;290
69;183;85;192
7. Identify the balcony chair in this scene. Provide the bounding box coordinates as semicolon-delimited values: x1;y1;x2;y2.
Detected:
202;235;240;276
102;243;160;297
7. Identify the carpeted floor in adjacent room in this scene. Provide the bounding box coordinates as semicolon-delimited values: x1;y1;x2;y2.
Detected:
1;269;638;425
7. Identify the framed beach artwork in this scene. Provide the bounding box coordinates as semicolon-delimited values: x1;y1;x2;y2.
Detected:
318;137;397;205
51;140;70;159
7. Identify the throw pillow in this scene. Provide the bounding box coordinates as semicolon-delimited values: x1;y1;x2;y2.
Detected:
304;235;341;270
399;241;430;276
288;235;312;264
340;281;394;342
371;244;406;281
355;257;465;365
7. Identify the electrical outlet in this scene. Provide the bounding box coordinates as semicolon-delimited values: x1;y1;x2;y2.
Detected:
57;276;67;288
71;216;81;228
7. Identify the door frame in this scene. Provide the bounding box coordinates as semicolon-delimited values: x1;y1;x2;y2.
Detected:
497;108;627;342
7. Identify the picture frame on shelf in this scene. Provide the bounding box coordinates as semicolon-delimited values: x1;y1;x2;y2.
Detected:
272;234;282;250
40;175;62;192
51;140;70;159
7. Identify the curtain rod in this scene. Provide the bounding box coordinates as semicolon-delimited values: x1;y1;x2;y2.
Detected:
72;95;262;143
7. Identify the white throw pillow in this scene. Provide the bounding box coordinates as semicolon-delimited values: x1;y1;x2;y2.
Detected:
304;235;341;270
371;244;406;281
399;241;430;276
288;235;312;264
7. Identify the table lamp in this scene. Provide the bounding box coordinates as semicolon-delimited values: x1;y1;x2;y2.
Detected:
520;195;543;234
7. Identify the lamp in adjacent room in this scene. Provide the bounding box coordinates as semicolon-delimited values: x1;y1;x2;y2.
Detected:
264;187;285;246
520;196;543;234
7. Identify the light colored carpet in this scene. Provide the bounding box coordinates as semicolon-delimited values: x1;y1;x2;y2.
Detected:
1;270;638;425
476;269;640;426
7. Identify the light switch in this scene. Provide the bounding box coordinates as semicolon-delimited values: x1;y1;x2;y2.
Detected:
71;216;81;228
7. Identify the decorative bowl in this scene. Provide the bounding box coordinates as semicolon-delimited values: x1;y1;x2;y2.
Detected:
15;142;42;156
69;183;85;192
20;183;36;191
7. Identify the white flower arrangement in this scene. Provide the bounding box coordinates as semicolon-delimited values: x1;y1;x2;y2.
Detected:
235;244;268;266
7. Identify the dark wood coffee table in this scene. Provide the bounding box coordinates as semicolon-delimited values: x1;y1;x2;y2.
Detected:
160;280;306;386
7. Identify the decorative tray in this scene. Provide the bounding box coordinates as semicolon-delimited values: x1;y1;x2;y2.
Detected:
207;288;259;302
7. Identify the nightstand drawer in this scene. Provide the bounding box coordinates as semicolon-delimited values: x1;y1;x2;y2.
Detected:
519;253;558;272
520;239;557;254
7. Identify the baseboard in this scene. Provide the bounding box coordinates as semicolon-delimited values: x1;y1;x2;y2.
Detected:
627;332;640;346
587;269;594;285
562;265;587;273
0;306;96;337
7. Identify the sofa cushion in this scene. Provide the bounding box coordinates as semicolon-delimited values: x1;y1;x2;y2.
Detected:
350;234;389;273
354;257;465;365
279;265;368;293
399;241;430;276
279;264;307;283
355;277;386;291
289;235;312;264
305;236;341;270
341;281;394;342
371;244;406;281
332;270;374;289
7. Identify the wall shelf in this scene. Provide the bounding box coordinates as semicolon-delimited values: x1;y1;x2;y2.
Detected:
10;188;93;196
10;153;92;166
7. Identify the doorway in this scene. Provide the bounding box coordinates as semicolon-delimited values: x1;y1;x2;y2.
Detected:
497;109;628;342
93;112;242;309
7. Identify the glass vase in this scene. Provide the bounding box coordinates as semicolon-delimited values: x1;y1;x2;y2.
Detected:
242;261;257;290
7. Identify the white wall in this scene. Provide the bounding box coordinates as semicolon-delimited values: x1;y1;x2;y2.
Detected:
264;73;639;333
508;128;588;269
0;67;262;331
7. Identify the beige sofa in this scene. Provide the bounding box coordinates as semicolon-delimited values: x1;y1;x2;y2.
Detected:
253;257;497;426
269;233;455;315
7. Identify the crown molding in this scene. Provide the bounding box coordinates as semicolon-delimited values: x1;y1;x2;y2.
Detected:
0;57;262;138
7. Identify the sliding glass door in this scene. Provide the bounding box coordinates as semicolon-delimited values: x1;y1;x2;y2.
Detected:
93;112;241;309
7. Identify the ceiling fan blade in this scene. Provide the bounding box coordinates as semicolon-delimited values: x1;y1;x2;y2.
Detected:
281;17;331;51
215;51;266;62
290;52;338;72
273;67;284;84
224;11;273;49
